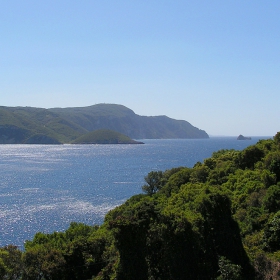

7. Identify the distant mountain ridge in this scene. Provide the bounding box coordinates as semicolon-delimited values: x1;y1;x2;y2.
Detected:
0;104;208;144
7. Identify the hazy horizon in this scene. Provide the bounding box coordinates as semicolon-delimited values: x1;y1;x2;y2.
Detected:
1;1;279;136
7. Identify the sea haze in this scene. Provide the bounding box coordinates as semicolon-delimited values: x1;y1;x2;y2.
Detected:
0;137;270;248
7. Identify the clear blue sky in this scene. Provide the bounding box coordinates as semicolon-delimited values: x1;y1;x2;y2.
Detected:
1;1;279;136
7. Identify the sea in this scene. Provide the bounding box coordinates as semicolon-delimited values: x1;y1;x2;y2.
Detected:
0;136;271;248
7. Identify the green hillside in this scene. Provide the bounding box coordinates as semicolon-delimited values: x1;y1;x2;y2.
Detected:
50;104;209;140
72;129;144;144
0;106;85;143
0;104;208;143
2;133;280;279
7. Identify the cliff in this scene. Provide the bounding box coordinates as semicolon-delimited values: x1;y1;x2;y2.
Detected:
0;104;209;144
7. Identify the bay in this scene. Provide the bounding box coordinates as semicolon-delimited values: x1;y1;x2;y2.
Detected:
0;137;270;248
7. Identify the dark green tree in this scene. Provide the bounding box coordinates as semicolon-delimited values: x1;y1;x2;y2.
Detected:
109;200;158;280
217;256;243;280
142;171;164;195
274;132;280;145
22;245;66;280
0;245;23;280
264;151;280;181
263;184;280;212
263;211;280;251
238;146;264;169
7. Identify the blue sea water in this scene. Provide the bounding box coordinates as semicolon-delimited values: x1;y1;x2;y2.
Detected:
0;137;271;248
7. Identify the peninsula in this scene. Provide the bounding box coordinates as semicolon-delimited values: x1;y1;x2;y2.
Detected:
0;103;209;144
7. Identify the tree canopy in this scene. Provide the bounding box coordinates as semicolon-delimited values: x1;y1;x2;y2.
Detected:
2;132;280;279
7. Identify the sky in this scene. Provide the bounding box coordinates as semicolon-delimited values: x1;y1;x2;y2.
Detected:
1;1;279;136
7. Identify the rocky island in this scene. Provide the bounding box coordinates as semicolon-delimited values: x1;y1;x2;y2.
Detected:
237;134;252;140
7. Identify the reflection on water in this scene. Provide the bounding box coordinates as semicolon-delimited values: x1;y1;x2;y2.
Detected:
0;137;270;247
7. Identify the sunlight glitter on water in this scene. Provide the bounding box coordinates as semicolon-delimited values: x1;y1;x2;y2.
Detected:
0;138;269;247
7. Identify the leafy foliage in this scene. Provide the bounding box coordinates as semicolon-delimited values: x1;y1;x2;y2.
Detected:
217;256;243;280
142;171;164;195
3;133;280;279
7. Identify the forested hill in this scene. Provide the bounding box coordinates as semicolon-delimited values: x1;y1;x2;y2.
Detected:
0;104;208;144
2;133;280;279
50;104;209;140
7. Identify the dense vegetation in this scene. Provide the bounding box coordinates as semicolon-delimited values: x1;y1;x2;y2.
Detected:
71;129;144;144
0;106;85;143
0;104;208;144
1;133;280;279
